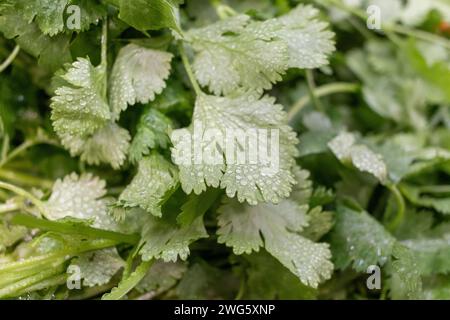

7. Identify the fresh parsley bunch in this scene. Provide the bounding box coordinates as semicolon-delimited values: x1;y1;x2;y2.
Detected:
0;0;449;300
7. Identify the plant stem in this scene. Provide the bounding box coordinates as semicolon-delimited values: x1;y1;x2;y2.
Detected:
0;169;53;189
1;134;9;163
305;70;325;113
102;260;154;300
14;273;68;298
11;213;140;245
0;45;20;73
0;265;63;298
0;202;20;214
287;82;360;122
0;238;119;274
386;184;405;232
0;181;47;218
1;139;38;168
69;282;117;300
178;42;202;96
101;17;108;98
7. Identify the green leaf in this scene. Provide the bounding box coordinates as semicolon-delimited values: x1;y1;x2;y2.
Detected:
400;183;450;215
0;223;27;253
0;2;71;71
275;4;335;69
330;206;396;272
15;0;106;36
175;261;239;299
139;210;207;262
72;248;124;287
70;122;131;169
187;15;286;95
117;0;182;32
328;132;388;184
301;206;334;241
217;198;333;288
404;39;450;103
177;188;222;226
171;92;298;205
186;4;334;95
109;44;173;120
128;108;172;164
119;154;179;217
136;261;187;293
44;173;119;231
403;234;450;275
51;58;110;139
17;0;69;36
389;244;423;300
243;251;317;299
51;58;131;169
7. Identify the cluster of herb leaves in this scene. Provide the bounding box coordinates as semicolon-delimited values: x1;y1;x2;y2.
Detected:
0;0;449;300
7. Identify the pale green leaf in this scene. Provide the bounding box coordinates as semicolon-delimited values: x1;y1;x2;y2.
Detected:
0;224;27;253
118;154;179;217
16;0;106;36
171;93;298;205
44;173;118;230
109;44;173;120
72;248;125;287
275;5;335;69
74;122;131;169
136;261;187;293
330;206;396;272
389;244;423;300
403;234;450;275
51;57;130;168
187;5;334;94
51;58;110;140
328;132;388;183
139;211;207;262
217;198;333;288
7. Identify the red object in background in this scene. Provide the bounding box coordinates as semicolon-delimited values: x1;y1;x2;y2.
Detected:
438;21;450;35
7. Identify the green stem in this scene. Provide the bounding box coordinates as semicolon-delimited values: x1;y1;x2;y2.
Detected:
69;282;117;300
102;260;154;300
101;17;108;98
0;265;63;298
287;82;360;122
178;42;202;96
0;181;48;218
14;273;68;298
0;238;119;274
0;201;20;214
0;169;53;189
305;70;325;113
386;184;405;231
0;45;20;73
0;138;58;168
1;134;9;163
11;213;140;245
